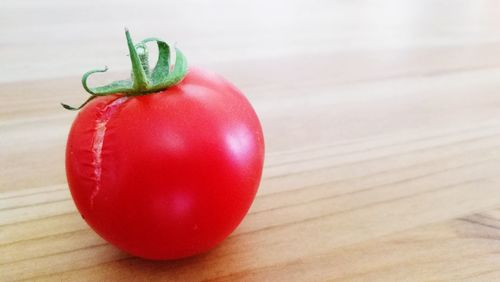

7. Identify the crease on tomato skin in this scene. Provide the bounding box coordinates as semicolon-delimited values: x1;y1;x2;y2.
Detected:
90;96;129;208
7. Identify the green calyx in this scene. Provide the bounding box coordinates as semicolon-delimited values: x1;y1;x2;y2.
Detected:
62;29;188;110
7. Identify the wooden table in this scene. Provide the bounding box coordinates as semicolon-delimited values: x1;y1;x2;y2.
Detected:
2;0;500;280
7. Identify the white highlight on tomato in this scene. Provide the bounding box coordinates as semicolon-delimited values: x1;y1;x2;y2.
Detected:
225;124;253;165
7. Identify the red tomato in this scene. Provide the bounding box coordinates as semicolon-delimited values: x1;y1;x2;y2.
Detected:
65;67;264;260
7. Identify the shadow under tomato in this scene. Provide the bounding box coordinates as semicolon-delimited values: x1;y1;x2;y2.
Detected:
105;235;250;280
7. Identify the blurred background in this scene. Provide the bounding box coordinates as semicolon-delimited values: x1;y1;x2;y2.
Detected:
3;0;500;280
3;0;500;83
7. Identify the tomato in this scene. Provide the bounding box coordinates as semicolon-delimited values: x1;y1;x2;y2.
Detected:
65;65;264;259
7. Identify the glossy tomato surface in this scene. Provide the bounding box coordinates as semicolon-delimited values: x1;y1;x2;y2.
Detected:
65;67;264;260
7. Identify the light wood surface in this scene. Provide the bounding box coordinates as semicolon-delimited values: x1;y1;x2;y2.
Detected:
2;0;500;281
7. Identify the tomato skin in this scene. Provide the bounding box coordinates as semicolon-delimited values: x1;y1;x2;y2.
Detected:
65;67;264;260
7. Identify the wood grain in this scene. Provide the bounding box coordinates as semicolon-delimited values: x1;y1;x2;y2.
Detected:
2;0;500;281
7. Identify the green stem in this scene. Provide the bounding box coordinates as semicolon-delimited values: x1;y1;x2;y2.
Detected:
61;29;188;110
125;29;149;91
